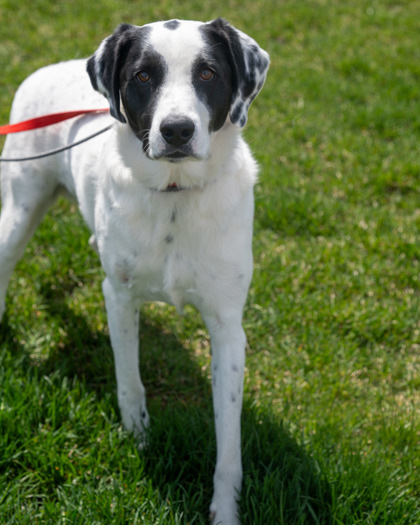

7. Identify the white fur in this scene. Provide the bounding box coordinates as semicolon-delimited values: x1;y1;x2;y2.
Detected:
0;21;266;525
146;22;213;160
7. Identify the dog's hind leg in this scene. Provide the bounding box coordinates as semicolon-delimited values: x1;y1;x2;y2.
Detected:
0;165;60;321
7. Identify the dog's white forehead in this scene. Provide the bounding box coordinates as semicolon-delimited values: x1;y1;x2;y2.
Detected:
145;20;205;65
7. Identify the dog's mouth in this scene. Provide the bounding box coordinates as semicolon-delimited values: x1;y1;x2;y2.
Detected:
141;135;208;162
154;147;201;163
164;150;190;162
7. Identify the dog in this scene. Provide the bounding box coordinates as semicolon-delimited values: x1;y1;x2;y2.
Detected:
0;18;269;524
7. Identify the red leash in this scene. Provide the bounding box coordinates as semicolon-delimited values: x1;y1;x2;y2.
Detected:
0;108;112;162
0;108;109;135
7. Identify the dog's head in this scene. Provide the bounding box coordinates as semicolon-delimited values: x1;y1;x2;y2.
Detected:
87;18;269;162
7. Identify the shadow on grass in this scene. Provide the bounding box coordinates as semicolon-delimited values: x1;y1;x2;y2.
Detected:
142;398;333;524
1;281;333;524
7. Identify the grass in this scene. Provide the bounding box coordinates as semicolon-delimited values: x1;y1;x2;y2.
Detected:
0;0;419;523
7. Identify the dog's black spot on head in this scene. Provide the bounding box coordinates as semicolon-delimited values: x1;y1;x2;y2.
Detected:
164;19;180;30
165;233;174;244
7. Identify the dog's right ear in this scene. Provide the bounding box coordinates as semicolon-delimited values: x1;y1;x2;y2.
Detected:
87;24;136;123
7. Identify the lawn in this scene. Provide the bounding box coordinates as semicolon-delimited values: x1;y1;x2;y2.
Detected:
0;0;419;523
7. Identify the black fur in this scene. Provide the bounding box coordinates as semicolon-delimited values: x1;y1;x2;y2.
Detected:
200;18;269;127
164;19;180;30
87;24;152;124
119;46;167;154
191;53;232;133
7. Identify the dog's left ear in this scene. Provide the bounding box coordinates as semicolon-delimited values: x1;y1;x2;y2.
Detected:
87;23;138;123
205;18;270;128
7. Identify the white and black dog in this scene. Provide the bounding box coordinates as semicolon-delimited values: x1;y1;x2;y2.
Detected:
0;18;269;524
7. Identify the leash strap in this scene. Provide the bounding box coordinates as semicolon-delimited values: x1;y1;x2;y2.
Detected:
0;108;111;162
0;108;109;135
0;125;113;162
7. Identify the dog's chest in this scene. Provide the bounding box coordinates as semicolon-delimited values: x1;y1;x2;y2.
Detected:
98;199;207;310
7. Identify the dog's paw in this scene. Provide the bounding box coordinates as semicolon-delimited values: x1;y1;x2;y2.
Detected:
209;499;240;525
134;410;150;451
119;399;150;446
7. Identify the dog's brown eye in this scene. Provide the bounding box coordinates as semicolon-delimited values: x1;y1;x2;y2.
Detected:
200;68;214;81
136;71;151;83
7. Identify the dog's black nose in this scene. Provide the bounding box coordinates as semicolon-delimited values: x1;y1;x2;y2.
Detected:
160;118;195;146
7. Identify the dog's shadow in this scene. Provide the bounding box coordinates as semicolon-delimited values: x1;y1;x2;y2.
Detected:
1;281;332;524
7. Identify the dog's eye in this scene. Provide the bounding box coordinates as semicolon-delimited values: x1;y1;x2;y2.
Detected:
136;71;151;83
200;68;215;81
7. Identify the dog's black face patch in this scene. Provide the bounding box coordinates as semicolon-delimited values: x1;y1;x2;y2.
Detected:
87;24;153;124
119;47;168;154
192;42;233;133
200;18;270;128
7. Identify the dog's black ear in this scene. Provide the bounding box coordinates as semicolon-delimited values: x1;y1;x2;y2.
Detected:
204;18;270;128
87;24;137;123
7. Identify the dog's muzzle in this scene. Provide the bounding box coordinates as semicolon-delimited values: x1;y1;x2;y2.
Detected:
157;116;196;161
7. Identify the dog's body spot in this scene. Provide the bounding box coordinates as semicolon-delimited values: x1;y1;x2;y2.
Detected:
114;258;134;286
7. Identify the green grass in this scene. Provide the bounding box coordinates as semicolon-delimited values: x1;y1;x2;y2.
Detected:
0;0;419;523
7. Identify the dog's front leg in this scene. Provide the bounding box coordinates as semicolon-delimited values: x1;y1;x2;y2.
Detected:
102;277;149;439
205;314;246;525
